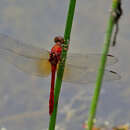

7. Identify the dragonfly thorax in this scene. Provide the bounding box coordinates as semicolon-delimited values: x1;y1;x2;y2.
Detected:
49;43;62;65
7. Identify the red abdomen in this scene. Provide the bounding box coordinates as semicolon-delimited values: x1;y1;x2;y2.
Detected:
49;44;62;115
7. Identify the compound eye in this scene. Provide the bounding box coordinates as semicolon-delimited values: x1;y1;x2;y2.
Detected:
54;36;59;43
54;36;64;43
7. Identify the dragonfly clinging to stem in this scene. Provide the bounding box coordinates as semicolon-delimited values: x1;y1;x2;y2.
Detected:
0;34;121;115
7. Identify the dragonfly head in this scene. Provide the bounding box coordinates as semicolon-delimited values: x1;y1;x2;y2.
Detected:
54;36;64;45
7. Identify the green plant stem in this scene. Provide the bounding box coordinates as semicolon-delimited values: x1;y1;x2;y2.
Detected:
87;0;121;130
49;0;76;130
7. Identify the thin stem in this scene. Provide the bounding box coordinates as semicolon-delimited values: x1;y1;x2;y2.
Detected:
49;0;76;130
87;0;122;130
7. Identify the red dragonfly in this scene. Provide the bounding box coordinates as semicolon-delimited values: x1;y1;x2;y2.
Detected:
0;34;120;115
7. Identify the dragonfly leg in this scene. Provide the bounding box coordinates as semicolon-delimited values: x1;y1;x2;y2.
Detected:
62;43;69;51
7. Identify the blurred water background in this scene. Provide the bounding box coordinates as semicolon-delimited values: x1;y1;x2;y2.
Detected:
0;0;130;130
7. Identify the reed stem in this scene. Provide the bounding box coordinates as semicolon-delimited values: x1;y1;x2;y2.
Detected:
87;0;122;129
49;0;76;129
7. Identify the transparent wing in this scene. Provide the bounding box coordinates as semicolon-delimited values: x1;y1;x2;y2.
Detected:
67;53;118;69
0;34;120;82
63;65;121;84
0;34;49;59
0;34;51;77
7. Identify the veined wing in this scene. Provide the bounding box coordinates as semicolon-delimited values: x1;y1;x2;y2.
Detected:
0;34;120;81
0;34;49;59
0;34;51;77
67;53;118;69
63;64;121;84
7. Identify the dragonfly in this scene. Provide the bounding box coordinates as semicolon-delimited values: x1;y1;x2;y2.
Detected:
0;34;120;115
